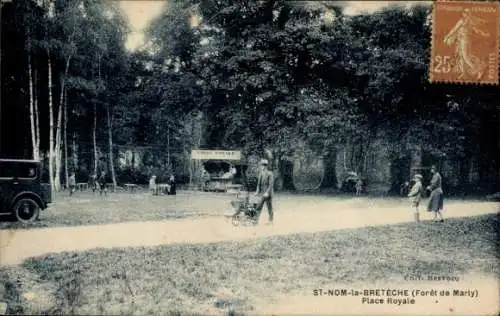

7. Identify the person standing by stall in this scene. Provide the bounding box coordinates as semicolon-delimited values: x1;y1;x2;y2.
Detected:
201;167;210;190
168;174;177;195
68;172;76;196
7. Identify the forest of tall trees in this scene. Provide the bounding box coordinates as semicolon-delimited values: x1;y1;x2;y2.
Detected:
1;0;498;195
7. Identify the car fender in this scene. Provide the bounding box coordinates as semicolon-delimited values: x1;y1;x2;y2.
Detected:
9;191;46;211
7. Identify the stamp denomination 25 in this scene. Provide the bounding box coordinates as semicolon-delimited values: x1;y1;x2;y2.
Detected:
430;0;499;84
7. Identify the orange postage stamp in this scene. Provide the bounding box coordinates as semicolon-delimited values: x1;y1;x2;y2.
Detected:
430;0;499;85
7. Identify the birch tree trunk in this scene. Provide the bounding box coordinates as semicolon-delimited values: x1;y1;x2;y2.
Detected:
55;56;72;191
93;53;101;176
107;104;117;187
47;53;55;193
54;84;64;191
28;53;39;160
72;133;78;175
93;102;98;175
34;66;40;156
64;92;69;188
167;126;170;165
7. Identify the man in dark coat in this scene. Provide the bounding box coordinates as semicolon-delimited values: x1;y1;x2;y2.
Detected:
98;171;108;196
254;159;274;225
168;174;176;195
89;173;98;192
427;165;444;222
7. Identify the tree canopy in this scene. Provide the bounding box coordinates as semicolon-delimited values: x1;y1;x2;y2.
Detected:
1;0;498;193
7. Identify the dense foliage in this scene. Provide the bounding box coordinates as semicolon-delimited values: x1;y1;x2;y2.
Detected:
1;0;498;193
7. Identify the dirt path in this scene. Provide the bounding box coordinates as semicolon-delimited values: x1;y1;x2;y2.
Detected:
0;201;497;266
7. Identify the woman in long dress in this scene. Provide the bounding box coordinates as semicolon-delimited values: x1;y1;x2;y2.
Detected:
149;175;158;195
427;166;444;222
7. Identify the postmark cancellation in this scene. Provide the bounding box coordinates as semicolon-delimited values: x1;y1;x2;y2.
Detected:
430;0;499;85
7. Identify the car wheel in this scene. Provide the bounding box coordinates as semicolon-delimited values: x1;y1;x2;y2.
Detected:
13;198;41;223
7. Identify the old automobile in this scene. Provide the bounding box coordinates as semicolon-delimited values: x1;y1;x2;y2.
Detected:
0;159;52;222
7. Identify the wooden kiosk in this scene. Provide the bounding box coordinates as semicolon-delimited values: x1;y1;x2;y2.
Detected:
190;149;247;193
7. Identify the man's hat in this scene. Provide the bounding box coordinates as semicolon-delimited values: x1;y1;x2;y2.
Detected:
414;174;423;180
260;159;269;165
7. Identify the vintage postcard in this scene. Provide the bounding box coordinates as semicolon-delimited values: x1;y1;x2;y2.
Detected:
0;0;498;315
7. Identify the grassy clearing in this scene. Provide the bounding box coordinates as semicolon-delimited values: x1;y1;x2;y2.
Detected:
0;190;491;230
1;213;498;315
0;190;229;230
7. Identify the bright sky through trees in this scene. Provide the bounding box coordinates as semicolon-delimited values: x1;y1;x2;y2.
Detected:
119;1;431;52
120;0;167;51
